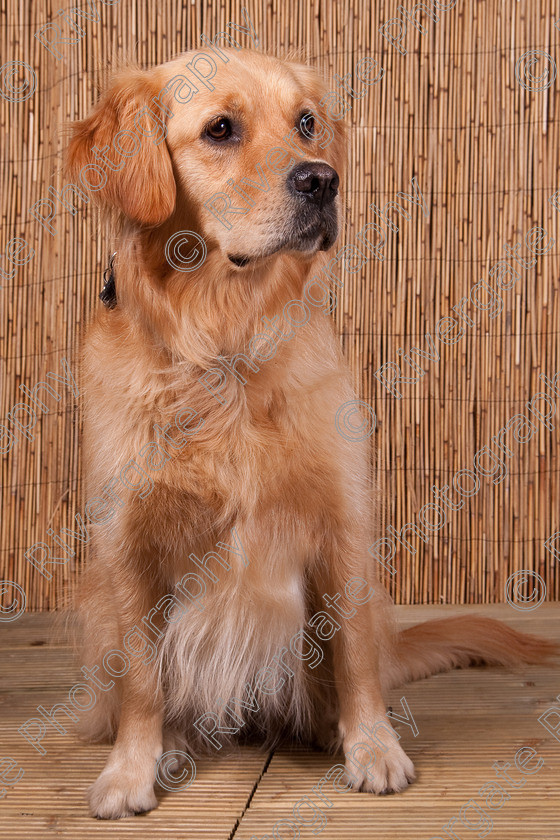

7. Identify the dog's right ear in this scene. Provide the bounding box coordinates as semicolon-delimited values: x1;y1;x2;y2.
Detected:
67;69;176;226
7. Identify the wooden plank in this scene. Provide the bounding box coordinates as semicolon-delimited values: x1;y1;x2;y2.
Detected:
0;613;270;838
234;604;560;839
0;613;65;649
1;607;558;838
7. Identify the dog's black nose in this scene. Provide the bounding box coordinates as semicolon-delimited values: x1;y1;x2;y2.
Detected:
288;162;339;208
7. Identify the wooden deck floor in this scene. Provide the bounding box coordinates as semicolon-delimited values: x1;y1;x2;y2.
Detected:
1;605;559;839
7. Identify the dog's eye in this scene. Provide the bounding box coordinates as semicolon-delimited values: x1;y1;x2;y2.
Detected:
299;112;315;138
205;117;233;141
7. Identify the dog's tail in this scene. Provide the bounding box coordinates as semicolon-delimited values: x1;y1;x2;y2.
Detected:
386;615;558;689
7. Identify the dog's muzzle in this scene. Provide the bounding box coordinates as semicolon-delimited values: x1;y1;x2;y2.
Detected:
284;161;340;252
227;162;340;267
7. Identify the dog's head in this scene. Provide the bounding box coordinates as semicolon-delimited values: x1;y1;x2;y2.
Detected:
67;49;347;273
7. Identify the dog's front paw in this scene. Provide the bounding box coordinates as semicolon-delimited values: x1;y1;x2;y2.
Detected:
88;764;158;819
344;738;416;795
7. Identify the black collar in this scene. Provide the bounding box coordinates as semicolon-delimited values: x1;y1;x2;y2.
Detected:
100;252;117;308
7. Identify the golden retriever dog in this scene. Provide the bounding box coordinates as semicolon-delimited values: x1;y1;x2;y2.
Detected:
67;47;555;819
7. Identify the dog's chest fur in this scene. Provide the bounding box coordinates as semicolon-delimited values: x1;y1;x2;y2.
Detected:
150;380;341;742
85;325;349;745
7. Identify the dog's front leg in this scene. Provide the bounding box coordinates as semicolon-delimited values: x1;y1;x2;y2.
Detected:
87;574;165;819
316;554;416;794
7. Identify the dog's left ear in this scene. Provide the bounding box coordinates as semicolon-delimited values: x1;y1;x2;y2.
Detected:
67;69;176;226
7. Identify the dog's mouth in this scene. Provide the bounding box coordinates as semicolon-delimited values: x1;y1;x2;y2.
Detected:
227;220;338;268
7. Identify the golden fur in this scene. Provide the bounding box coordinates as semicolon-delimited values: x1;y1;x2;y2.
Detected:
67;48;556;819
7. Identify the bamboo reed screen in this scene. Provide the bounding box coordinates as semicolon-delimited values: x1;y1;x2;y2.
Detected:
1;0;559;611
